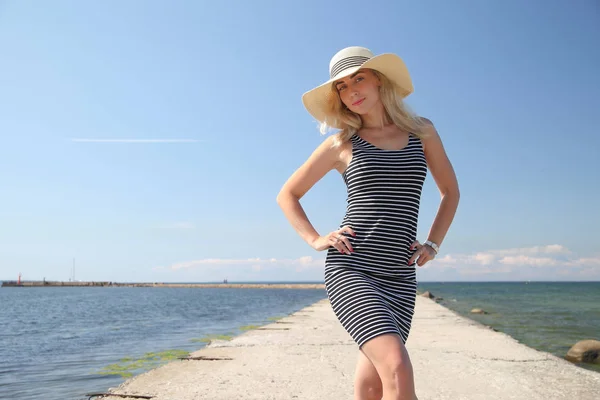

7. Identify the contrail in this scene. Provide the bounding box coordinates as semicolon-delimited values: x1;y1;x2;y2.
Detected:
70;138;202;143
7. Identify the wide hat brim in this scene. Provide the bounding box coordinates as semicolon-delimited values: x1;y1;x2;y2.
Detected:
301;53;413;129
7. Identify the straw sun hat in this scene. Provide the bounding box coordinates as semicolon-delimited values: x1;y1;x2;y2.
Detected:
301;46;414;128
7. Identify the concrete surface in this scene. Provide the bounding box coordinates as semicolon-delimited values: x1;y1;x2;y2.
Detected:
98;296;599;400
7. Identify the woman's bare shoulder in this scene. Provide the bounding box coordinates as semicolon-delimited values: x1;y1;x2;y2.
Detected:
416;116;441;144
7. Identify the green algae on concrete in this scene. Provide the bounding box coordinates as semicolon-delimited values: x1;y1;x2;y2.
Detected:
97;349;190;379
190;334;233;343
239;324;261;331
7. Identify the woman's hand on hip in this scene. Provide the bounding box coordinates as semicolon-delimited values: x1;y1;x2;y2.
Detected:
311;226;355;254
408;240;436;267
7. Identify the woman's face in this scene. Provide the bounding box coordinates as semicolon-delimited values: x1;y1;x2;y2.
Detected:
334;69;381;115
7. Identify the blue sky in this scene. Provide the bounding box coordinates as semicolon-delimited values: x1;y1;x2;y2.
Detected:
1;0;598;282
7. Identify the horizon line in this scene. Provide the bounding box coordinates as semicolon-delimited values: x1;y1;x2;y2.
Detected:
2;279;599;284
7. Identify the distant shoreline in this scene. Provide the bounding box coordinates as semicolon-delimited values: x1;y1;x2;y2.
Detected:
0;280;325;289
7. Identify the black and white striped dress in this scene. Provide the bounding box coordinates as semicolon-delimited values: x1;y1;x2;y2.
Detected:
324;132;427;348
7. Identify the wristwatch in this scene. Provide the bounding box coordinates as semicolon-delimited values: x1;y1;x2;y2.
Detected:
424;240;439;254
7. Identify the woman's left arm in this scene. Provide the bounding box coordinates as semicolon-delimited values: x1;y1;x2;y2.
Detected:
409;118;460;266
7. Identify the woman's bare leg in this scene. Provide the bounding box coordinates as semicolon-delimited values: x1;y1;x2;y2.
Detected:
359;333;418;400
354;350;383;400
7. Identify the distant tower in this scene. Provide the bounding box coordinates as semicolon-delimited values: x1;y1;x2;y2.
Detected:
17;272;21;285
69;258;75;282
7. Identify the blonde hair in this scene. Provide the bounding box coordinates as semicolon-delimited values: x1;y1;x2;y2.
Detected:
319;69;427;146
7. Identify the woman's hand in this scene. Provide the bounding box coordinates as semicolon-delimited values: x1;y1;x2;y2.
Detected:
408;240;436;267
311;226;356;253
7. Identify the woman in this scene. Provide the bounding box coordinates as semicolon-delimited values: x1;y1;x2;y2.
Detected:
276;46;459;400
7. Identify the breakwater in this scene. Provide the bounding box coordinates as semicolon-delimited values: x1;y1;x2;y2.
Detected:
0;280;325;289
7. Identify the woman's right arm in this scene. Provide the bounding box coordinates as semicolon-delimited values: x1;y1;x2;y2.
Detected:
276;135;354;253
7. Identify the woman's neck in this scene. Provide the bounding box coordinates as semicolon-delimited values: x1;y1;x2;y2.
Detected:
360;102;390;130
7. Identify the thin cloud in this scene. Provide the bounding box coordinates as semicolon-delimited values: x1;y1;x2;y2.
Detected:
151;245;600;280
565;257;600;267
487;244;571;256
429;244;599;271
160;222;195;230
71;138;202;143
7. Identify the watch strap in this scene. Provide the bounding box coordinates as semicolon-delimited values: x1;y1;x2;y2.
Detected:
424;240;439;254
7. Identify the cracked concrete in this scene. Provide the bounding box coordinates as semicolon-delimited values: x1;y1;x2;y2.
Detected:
99;296;598;400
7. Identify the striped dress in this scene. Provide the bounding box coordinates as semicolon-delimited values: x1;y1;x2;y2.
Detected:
324;132;428;348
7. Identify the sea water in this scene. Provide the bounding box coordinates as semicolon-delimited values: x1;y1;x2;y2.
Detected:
0;286;328;400
1;281;598;400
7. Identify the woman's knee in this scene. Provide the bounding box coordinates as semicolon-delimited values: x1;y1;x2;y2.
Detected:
386;351;415;380
365;385;384;400
360;334;415;394
354;350;383;400
355;379;383;400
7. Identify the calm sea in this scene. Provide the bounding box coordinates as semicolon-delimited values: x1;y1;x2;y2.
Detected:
416;281;600;373
1;282;598;400
0;285;328;400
